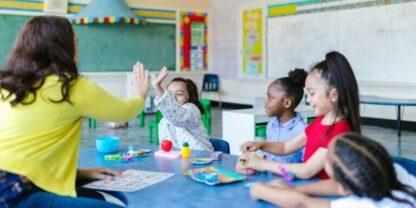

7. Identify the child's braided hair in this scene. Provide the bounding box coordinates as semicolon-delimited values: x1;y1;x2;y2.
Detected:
331;133;416;207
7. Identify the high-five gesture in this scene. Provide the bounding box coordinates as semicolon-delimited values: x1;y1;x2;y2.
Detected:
151;66;169;97
131;62;149;99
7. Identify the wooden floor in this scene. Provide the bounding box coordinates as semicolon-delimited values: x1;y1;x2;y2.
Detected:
81;107;416;160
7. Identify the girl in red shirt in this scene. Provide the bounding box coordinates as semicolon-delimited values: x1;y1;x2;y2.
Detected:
241;51;361;180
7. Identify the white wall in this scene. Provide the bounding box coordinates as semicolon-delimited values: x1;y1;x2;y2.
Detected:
210;0;239;78
209;0;260;78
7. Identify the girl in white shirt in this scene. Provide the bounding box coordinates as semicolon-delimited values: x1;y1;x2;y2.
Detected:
151;67;213;151
249;133;416;208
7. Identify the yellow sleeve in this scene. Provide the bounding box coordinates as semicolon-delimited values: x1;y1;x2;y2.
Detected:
71;77;145;121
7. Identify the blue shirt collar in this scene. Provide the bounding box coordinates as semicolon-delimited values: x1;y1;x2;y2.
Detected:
271;112;303;129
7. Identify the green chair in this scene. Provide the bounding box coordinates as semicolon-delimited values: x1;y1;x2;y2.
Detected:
138;112;145;127
200;99;212;135
147;111;163;144
255;124;267;141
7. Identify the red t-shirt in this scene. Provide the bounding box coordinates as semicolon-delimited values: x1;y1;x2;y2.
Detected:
304;116;351;179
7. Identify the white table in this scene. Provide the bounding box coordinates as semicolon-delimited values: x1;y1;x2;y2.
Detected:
222;105;315;155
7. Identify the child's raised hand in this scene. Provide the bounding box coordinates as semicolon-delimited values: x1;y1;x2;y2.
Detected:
240;141;262;153
151;66;169;97
151;66;169;89
131;61;149;99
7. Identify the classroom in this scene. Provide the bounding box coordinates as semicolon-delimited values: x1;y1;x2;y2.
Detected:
0;0;415;207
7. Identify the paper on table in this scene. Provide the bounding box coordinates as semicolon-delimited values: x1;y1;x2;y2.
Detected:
83;169;174;192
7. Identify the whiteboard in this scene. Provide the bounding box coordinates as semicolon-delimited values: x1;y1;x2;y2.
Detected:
267;2;416;83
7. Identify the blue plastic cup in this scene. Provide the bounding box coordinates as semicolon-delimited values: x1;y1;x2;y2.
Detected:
96;136;120;153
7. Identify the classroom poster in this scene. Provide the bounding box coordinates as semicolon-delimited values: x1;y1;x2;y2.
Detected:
190;22;205;71
180;12;208;72
242;8;263;77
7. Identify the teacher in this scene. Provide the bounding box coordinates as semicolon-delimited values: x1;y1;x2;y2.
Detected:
0;16;148;207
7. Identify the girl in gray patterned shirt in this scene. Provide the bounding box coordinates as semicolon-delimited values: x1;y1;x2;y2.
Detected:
151;67;213;151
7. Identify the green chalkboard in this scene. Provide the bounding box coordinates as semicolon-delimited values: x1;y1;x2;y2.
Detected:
0;14;176;72
0;15;28;66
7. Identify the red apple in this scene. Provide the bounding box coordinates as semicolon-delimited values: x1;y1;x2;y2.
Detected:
161;139;173;152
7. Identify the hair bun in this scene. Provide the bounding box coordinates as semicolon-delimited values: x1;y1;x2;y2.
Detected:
288;68;307;88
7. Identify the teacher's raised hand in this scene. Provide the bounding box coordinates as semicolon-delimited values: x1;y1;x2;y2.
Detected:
131;61;149;99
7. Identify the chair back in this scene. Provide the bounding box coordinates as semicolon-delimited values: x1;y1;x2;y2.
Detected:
392;157;416;176
155;111;164;122
209;138;230;154
202;74;219;92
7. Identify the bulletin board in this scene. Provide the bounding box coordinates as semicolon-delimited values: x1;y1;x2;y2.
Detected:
179;11;208;72
241;8;265;78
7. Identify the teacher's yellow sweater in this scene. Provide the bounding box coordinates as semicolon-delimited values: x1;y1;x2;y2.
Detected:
0;75;144;197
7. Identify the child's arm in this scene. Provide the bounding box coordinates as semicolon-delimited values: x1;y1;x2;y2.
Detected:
295;179;345;196
247;147;327;179
155;91;201;129
278;148;327;179
262;132;307;155
240;132;307;155
250;183;330;208
269;179;345;197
